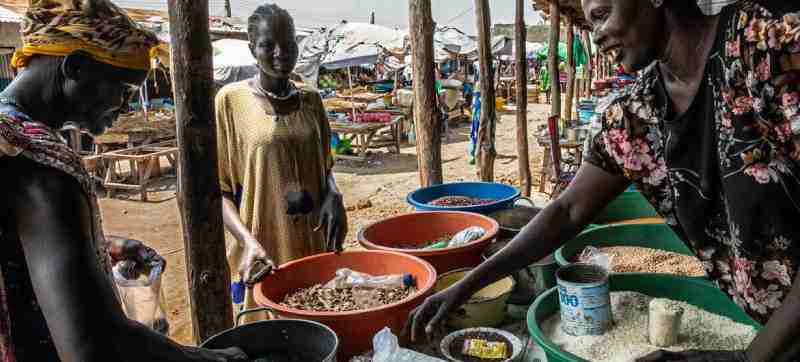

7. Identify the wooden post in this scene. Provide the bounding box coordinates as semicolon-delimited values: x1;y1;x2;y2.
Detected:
408;0;443;186
475;0;496;182
564;16;575;122
167;0;233;343
223;0;232;17
582;30;593;98
515;0;531;196
548;1;561;119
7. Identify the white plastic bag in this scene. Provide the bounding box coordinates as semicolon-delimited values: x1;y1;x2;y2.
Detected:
114;258;169;334
448;226;487;247
372;328;445;362
324;268;412;290
578;246;614;271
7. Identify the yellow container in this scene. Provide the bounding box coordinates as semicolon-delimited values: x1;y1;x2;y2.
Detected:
495;97;506;111
435;268;515;329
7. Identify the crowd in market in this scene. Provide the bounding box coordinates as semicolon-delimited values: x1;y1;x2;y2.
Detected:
0;0;799;361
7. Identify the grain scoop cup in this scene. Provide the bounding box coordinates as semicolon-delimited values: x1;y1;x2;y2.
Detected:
556;263;613;336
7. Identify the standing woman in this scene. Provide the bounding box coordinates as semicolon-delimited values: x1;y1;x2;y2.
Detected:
215;4;347;320
410;1;800;361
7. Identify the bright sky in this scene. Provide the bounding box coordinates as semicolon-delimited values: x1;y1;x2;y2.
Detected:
206;0;544;35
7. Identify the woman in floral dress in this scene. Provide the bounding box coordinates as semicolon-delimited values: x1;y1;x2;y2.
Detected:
410;1;800;361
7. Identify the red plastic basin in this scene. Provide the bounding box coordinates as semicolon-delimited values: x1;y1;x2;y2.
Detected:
253;251;437;360
358;211;499;273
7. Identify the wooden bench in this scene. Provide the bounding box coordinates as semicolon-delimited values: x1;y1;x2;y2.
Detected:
101;140;178;202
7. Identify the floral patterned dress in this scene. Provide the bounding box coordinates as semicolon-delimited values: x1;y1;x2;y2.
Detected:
586;1;800;323
0;107;112;361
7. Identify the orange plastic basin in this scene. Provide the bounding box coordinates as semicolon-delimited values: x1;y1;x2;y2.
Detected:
254;251;437;360
358;211;499;273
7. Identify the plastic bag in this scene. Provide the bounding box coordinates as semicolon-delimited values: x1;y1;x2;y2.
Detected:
578;246;614;271
114;257;169;334
372;328;445;362
448;226;487;247
324;268;414;290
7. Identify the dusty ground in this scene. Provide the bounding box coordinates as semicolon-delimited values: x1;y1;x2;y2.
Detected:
98;103;553;345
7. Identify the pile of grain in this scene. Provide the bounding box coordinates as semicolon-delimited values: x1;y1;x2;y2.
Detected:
281;284;415;312
541;292;757;362
579;246;706;277
428;196;496;207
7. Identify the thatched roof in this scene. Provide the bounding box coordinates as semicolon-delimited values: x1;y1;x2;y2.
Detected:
531;0;591;30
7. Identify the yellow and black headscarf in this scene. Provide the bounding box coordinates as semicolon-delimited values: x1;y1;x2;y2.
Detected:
11;0;160;70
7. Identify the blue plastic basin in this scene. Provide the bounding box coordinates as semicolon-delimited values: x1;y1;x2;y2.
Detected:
407;182;521;214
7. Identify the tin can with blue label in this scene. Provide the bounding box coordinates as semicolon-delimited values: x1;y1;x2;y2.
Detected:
556;263;612;336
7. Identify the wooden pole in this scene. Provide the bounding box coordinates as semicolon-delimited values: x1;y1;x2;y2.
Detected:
475;0;496;182
564;16;575;122
548;2;561;119
167;0;233;343
408;0;443;186
515;0;531;196
582;30;593;98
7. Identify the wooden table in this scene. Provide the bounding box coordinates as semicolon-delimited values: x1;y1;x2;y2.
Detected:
102;140;179;202
330;115;405;161
537;137;584;194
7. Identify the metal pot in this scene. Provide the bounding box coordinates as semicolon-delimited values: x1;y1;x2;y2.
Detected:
483;241;557;308
201;308;339;362
488;200;541;239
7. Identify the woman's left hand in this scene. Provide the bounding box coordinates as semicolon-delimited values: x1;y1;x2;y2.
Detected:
316;191;348;252
636;350;749;362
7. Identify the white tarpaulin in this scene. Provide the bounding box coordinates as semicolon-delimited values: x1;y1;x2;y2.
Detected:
321;22;406;70
433;27;477;61
294;22;407;85
212;39;258;86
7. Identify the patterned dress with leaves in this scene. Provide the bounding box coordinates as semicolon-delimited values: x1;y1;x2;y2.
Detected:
585;2;800;323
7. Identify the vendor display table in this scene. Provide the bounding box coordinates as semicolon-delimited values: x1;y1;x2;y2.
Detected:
101;140;179;202
537;137;584;194
330;115;405;161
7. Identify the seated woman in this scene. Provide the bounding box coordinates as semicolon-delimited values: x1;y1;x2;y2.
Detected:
215;4;347;321
0;0;246;360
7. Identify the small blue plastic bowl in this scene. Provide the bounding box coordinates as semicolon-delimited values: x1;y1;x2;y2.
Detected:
407;182;522;214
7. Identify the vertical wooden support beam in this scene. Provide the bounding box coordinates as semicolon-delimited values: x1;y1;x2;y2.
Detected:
408;0;443;186
582;30;593;98
548;2;561;119
475;0;496;181
167;0;233;343
515;0;531;196
564;16;575;121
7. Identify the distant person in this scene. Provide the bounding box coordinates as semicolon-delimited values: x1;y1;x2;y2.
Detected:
215;4;347;322
0;0;246;360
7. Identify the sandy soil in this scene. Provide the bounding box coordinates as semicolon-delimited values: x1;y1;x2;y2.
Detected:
98;103;553;345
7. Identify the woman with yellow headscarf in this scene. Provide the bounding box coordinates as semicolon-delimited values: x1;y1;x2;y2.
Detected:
0;0;247;360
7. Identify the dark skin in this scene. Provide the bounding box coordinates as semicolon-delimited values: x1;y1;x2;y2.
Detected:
0;53;247;361
410;1;800;361
222;10;347;286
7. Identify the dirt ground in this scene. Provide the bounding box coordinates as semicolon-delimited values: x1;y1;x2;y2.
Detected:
98;102;553;345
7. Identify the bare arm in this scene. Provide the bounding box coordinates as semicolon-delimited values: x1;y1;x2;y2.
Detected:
454;163;628;298
410;163;629;340
745;274;800;362
10;160;243;362
221;192;257;247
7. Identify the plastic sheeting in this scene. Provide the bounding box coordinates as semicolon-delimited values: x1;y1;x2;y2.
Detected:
212;39;258;86
295;22;407;85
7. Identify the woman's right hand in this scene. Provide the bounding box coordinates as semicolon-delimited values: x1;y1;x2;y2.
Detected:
405;284;471;343
239;238;275;287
